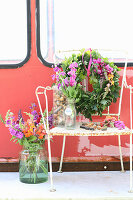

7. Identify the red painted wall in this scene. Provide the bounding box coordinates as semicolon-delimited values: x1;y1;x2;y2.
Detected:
0;0;133;162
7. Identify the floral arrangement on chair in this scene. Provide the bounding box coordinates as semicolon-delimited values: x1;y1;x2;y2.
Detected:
52;49;121;120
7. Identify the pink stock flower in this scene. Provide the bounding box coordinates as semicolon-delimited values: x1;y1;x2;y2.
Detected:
60;71;66;76
51;74;56;80
93;58;113;75
67;70;76;76
72;74;76;79
56;75;59;82
57;83;61;89
53;66;61;72
97;69;103;75
63;77;69;86
71;67;77;72
93;58;102;64
93;59;103;75
69;62;78;69
94;67;103;75
70;77;76;86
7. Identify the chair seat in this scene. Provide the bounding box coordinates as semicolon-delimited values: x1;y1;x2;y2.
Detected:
49;125;131;136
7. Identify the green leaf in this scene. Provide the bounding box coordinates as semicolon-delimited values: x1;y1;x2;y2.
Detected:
10;136;16;141
29;136;37;142
5;110;12;121
18;138;24;146
24;112;34;120
112;91;119;98
0;114;5;124
23;138;29;148
93;105;98;111
101;100;107;105
67;86;75;98
19;118;23;129
61;86;68;97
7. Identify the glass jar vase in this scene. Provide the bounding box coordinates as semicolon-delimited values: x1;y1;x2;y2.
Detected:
19;144;48;184
65;98;76;129
53;85;66;127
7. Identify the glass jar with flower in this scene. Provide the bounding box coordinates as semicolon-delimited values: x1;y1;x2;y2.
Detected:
65;98;76;129
19;143;48;184
0;103;53;184
52;62;81;129
52;84;66;127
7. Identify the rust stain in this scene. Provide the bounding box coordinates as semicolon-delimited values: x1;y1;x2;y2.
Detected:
0;156;130;163
52;156;130;162
0;157;19;163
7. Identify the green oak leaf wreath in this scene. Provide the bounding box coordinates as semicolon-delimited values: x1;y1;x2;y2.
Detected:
54;49;121;121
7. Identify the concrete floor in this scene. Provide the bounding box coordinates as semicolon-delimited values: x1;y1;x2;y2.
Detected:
0;171;133;200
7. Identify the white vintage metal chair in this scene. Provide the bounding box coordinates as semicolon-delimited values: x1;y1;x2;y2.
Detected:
35;49;133;192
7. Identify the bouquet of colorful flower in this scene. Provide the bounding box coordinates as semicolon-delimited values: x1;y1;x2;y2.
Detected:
0;103;53;148
0;103;53;184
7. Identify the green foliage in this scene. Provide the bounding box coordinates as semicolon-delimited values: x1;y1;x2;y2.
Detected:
24;112;34;120
58;49;121;120
61;83;81;100
19;118;23;129
5;110;13;122
0;114;5;124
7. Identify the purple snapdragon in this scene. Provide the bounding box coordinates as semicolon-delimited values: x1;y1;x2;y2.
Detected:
29;103;39;121
29;103;37;109
48;114;53;129
31;110;39;121
18;109;24;123
6;120;11;125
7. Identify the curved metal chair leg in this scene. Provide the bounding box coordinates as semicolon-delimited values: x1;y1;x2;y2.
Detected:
129;86;133;192
118;135;125;172
47;135;56;192
129;133;133;193
58;135;66;173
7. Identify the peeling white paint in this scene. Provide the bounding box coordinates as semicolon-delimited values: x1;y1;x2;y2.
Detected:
78;136;132;156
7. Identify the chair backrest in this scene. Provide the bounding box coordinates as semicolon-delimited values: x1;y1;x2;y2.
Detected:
35;86;53;133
